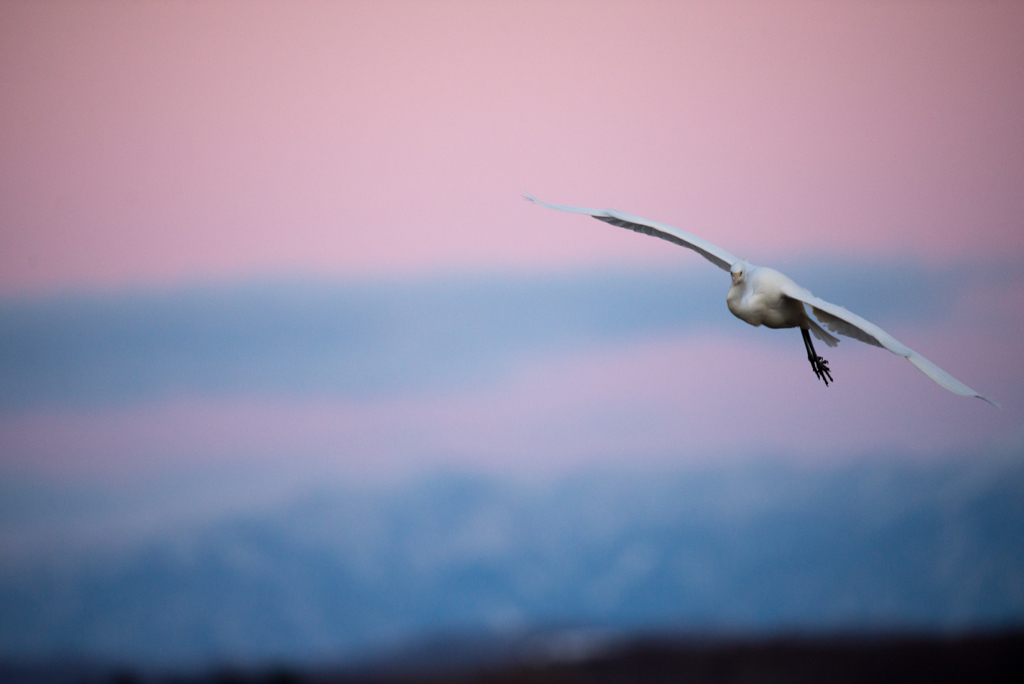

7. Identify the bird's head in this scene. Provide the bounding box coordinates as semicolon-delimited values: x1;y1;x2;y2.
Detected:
730;261;747;286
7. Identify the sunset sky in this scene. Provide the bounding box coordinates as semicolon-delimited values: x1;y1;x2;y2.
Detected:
1;0;1023;492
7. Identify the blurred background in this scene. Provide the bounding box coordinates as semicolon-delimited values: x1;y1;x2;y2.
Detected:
1;0;1023;677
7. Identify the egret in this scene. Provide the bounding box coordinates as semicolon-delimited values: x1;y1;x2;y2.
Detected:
527;195;999;408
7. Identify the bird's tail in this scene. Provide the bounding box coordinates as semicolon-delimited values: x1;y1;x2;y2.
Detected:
807;319;840;348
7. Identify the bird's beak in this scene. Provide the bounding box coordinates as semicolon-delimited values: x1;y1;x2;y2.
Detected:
731;273;740;285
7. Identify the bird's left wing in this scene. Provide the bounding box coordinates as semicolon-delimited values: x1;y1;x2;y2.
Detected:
526;194;738;272
781;282;1000;408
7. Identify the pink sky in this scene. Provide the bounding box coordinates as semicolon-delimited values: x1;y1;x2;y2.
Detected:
2;1;1023;294
1;1;1022;485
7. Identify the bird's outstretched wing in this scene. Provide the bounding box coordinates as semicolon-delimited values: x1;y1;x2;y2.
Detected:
526;194;738;272
781;282;1001;408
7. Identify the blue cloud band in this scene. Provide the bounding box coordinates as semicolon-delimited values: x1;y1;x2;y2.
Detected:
0;260;1011;410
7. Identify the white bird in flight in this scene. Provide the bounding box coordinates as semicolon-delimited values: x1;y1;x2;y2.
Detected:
527;194;999;408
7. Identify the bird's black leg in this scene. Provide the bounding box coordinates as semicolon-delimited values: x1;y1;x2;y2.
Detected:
801;328;820;382
801;328;833;386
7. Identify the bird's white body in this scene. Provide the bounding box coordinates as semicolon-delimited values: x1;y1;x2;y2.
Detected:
729;266;804;328
527;194;999;407
726;264;839;345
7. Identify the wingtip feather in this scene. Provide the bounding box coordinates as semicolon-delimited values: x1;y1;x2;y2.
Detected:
906;354;1000;408
978;395;1003;410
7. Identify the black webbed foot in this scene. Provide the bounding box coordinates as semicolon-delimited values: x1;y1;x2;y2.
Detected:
812;355;832;386
802;328;834;387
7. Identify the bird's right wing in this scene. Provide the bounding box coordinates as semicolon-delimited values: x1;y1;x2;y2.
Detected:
526;194;738;272
781;282;1001;408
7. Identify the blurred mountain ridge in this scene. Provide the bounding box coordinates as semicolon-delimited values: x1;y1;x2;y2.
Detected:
1;454;1022;667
